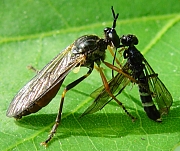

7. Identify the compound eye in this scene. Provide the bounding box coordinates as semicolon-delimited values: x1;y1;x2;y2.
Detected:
104;27;111;34
108;31;113;39
122;35;139;46
133;36;138;45
128;35;138;45
120;35;127;45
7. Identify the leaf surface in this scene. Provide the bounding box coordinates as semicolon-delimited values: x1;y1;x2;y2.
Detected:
0;1;180;151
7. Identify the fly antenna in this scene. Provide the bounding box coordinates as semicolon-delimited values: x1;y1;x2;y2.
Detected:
111;6;119;28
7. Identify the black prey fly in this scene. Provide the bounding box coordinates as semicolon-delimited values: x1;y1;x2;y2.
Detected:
82;34;173;122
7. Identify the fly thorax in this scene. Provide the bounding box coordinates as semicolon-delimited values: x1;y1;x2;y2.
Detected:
86;39;107;66
72;35;107;66
70;45;82;60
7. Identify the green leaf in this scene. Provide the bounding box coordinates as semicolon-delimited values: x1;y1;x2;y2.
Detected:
1;0;180;151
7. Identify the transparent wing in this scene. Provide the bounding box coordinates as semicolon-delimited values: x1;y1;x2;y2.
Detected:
82;63;130;116
90;85;106;99
143;59;173;115
7;44;86;117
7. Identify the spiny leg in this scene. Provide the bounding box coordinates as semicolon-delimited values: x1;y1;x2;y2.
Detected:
103;61;139;84
98;66;136;121
41;65;94;146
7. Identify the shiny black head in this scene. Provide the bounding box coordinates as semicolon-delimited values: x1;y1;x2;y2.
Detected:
104;6;120;48
120;34;139;47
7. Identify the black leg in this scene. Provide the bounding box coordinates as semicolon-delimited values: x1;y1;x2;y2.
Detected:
41;65;94;146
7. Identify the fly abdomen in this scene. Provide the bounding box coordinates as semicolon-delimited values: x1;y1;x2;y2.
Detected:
139;90;161;122
138;75;161;122
7;78;64;119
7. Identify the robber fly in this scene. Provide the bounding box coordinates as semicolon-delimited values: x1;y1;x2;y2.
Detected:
6;7;122;146
82;34;173;122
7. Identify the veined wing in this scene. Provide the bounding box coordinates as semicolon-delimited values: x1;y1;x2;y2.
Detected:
143;59;173;115
82;63;130;116
7;44;86;117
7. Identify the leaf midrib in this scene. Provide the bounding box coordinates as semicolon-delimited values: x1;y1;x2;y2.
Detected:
0;13;179;44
